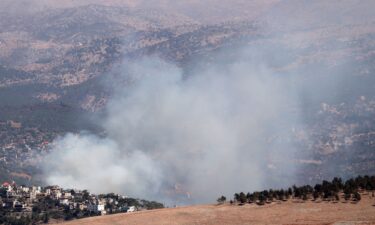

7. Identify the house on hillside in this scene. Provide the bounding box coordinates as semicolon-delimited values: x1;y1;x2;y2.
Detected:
126;206;136;212
2;182;13;191
45;185;62;199
59;198;70;206
88;202;106;215
8;120;22;129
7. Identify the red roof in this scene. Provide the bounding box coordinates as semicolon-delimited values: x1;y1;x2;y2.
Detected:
2;182;10;187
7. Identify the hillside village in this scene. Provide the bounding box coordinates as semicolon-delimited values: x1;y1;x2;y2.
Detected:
0;182;163;224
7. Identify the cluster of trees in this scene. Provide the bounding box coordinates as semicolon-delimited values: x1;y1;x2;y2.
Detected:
0;212;49;225
219;175;375;205
98;193;164;213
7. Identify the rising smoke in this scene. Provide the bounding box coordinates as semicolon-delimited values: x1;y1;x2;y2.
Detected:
43;50;303;204
9;0;372;205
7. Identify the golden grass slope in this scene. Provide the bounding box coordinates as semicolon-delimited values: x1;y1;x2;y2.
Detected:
60;196;375;225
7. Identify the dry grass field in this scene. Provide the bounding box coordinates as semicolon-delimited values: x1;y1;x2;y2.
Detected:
59;195;375;225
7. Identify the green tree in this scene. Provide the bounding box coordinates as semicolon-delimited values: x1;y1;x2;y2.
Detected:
313;191;319;200
217;196;226;204
353;192;361;201
43;213;49;224
344;193;351;201
239;192;247;204
234;193;240;202
335;193;340;201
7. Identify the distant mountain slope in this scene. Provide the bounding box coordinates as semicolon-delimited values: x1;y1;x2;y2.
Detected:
0;0;279;23
0;0;375;187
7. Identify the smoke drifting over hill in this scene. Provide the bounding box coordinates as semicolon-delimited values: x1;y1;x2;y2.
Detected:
39;0;375;204
43;50;303;203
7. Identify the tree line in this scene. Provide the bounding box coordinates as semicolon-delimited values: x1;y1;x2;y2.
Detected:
218;175;375;205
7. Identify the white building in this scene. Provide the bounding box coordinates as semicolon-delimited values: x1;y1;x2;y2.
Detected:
31;186;41;194
63;192;72;198
59;199;70;205
20;186;29;192
127;206;136;212
88;203;105;214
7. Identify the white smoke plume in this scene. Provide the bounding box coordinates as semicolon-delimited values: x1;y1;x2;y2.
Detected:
44;133;163;198
43;51;302;204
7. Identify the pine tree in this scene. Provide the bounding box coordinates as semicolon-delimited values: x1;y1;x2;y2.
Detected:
217;196;226;204
239;192;247;204
353;192;361;201
43;213;49;224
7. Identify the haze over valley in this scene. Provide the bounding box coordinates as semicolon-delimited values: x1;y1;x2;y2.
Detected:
1;0;375;207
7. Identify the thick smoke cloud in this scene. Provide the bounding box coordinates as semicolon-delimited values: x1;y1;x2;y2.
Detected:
44;133;162;198
44;53;301;204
